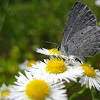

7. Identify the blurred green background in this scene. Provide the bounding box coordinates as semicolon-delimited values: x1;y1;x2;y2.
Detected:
0;0;100;99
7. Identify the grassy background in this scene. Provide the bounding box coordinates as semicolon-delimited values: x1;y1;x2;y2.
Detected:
0;0;100;99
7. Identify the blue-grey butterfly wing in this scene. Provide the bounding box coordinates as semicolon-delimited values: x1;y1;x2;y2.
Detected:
61;2;97;47
61;2;100;61
66;26;100;58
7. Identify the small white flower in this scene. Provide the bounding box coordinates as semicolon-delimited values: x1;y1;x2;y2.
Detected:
95;0;100;6
36;48;80;63
19;60;39;70
9;71;68;100
79;63;100;91
0;83;11;100
28;58;84;83
36;48;61;56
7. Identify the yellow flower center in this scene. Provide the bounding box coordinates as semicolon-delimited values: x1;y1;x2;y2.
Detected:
45;58;66;74
81;63;96;77
48;48;60;54
1;91;10;97
25;79;49;100
27;60;36;67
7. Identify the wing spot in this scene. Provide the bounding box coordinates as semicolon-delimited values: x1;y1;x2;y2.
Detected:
89;53;91;55
94;52;97;55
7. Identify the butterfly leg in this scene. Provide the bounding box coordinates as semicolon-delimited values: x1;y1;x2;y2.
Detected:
78;56;87;62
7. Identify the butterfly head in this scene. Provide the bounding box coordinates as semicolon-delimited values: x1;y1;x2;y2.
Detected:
56;45;69;55
56;45;61;51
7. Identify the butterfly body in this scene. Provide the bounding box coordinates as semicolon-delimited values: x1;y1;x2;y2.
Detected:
59;2;100;62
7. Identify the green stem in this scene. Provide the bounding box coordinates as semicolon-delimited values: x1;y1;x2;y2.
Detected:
67;83;78;90
90;89;95;100
69;86;87;100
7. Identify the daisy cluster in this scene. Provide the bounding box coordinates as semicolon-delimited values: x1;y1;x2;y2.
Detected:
95;0;100;6
1;48;100;100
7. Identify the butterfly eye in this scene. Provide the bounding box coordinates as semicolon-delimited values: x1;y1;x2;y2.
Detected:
56;46;61;51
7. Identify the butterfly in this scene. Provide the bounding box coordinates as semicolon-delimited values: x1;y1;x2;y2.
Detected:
57;1;100;62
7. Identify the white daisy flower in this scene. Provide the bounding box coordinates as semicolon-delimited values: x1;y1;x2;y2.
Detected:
36;48;61;56
36;48;80;63
28;58;84;83
19;60;39;70
0;83;11;100
9;71;68;100
95;0;100;6
79;63;100;91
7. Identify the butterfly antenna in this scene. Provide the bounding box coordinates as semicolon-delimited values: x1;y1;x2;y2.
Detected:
42;40;58;46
